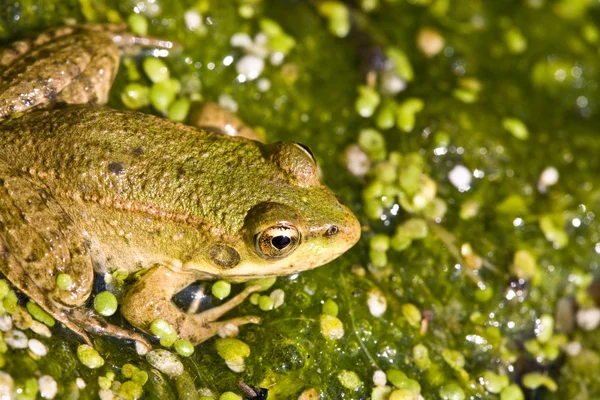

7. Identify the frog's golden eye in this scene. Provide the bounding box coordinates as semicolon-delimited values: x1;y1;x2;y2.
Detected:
256;225;300;258
293;142;316;164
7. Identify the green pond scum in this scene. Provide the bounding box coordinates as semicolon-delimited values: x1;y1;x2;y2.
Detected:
0;0;599;399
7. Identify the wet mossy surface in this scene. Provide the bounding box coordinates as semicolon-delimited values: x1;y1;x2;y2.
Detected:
1;0;600;399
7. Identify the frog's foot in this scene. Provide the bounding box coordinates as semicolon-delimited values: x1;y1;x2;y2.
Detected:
192;284;262;321
188;102;263;142
121;266;261;345
0;24;176;120
189;316;262;340
68;307;153;349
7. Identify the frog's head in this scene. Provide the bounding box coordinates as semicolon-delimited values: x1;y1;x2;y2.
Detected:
200;141;361;280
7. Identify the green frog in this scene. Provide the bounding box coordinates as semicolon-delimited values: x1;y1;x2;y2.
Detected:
0;25;360;347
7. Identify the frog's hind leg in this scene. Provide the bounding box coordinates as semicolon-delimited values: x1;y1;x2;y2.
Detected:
0;243;95;346
0;162;150;347
0;26;121;119
121;265;261;345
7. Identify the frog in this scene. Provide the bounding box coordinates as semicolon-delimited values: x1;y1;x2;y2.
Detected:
0;25;361;347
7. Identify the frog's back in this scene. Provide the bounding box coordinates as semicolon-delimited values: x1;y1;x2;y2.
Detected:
0;107;276;233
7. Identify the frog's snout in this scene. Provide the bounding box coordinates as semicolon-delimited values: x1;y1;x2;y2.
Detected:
319;206;361;250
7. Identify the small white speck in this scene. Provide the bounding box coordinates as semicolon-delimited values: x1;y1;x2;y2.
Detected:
38;375;57;399
554;69;567;82
76;378;86;390
379;68;406;96
136;341;149;356
270;289;285;309
99;389;114;400
257;78;271;92
230;33;253;48
564;342;582;356
5;330;27;349
0;372;14;399
513;218;524;227
538;166;559;192
595;243;600;254
146;350;184;377
507;321;515;329
270;51;285;66
223;55;234;66
236;55;265;81
576;308;600;331
433;147;447;156
28;339;47;356
184;9;202;31
254;32;269;47
344;144;371;178
0;315;12;332
373;370;387;386
473;169;485;178
30;321;52;338
448;165;472;192
367;288;387;317
218;94;238;113
572;218;581;228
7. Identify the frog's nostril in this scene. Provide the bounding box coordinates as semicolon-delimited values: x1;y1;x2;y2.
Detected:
324;225;339;237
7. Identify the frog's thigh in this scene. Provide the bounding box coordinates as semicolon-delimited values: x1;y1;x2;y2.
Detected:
0;164;94;307
121;266;260;344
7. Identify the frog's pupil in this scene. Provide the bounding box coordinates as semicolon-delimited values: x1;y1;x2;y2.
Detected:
271;236;291;250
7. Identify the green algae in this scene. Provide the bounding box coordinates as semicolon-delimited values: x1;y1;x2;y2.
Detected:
1;0;600;399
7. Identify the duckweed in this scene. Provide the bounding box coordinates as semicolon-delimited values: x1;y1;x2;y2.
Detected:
522;372;558;392
167;98;191;122
25;302;55;327
481;371;509;394
215;338;251;373
127;13;148;36
502;117;529;140
119;380;144;399
439;382;466;400
94;291;118;317
337;370;362;390
143;58;170;84
121;83;150;110
150;318;178;347
257;295;274;311
500;384;524;400
174;339;195;357
77;345;104;369
320;314;345;340
219;392;241;400
55;274;73;290
211;280;231;300
401;304;421;328
322;299;339;316
412;344;431;369
355;85;381;118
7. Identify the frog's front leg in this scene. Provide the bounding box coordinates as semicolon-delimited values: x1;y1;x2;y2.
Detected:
121;266;261;344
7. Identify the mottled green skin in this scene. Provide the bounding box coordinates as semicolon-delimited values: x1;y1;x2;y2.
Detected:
0;107;358;279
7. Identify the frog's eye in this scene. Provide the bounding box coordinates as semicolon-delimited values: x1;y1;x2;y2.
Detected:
256;224;300;258
293;142;316;164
